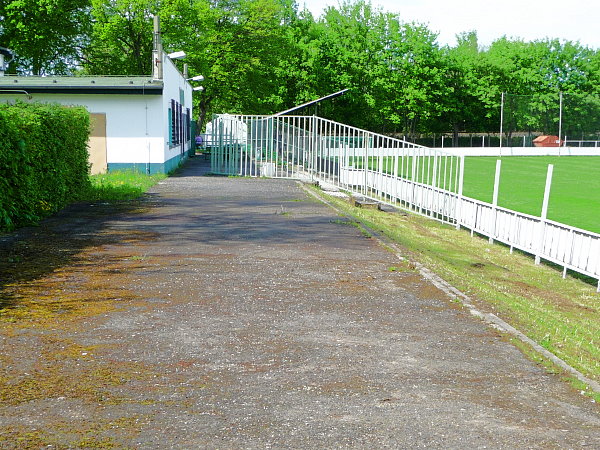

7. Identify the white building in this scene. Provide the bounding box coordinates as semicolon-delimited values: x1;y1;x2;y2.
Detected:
0;52;193;174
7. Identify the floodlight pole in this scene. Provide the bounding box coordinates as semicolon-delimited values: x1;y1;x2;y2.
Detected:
499;92;504;156
558;91;563;153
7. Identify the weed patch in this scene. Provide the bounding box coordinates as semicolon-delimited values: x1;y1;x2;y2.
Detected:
77;171;166;203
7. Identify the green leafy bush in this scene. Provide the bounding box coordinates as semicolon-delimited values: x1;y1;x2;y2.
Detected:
0;102;91;231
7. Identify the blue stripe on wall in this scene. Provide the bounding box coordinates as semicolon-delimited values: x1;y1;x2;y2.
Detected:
107;152;188;175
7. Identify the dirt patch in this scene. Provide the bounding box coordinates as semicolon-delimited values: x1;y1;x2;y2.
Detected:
505;278;596;315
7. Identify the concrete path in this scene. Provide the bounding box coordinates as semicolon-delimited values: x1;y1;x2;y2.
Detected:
0;157;598;448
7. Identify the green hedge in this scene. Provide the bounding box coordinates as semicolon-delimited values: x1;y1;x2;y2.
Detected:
0;102;91;231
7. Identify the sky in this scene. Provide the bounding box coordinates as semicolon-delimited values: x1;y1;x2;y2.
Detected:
301;0;600;49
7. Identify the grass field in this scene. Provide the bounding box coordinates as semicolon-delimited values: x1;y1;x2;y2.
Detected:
351;155;600;234
463;156;600;234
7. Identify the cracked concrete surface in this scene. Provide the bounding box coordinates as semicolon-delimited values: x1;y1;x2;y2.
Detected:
0;157;598;448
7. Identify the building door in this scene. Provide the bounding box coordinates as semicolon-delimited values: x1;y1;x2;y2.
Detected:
89;113;107;174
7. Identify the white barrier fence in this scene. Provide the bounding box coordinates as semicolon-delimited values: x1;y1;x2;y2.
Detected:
210;114;600;290
430;147;600;157
461;199;600;281
340;168;460;222
350;167;600;290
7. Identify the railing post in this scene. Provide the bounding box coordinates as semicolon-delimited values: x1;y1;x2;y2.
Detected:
216;116;224;174
411;147;417;212
535;164;554;264
377;143;383;198
393;145;399;202
455;155;465;229
489;159;502;244
431;153;438;217
362;131;368;196
311;115;317;181
418;148;424;214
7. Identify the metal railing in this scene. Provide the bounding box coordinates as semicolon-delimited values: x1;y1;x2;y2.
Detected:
209;114;600;291
367;172;600;290
209;114;461;210
563;139;600;147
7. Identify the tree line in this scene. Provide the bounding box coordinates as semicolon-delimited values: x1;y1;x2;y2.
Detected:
1;0;599;140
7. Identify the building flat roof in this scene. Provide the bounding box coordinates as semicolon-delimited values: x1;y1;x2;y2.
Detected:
0;75;163;95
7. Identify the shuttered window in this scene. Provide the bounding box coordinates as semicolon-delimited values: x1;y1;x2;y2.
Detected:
168;107;173;146
168;100;191;147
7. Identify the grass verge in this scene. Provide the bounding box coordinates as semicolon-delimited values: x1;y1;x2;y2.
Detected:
314;187;600;399
77;170;167;203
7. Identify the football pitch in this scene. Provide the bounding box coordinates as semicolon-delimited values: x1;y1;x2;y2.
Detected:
353;155;600;234
463;156;600;234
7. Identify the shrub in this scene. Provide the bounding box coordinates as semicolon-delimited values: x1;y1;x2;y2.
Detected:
0;101;91;231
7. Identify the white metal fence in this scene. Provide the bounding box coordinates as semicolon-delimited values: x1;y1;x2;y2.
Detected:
210;114;600;291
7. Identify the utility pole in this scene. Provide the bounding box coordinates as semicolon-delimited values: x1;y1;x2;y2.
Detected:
558;91;563;152
499;92;504;156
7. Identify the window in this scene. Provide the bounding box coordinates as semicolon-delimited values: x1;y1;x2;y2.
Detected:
169;101;192;148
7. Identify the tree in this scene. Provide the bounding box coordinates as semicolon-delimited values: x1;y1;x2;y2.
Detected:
0;0;91;75
312;0;388;129
266;7;321;113
477;38;600;140
83;0;158;75
535;40;600;139
304;1;448;136
380;21;447;137
7;0;594;141
439;31;492;144
160;0;294;129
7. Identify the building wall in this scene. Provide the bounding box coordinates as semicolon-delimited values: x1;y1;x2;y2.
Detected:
162;54;194;172
1;59;194;174
21;92;166;173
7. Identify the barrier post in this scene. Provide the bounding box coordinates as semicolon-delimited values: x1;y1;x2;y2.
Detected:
411;147;417;212
393;145;399;202
377;142;383;197
455;156;465;230
535;164;554;264
489;159;502;244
